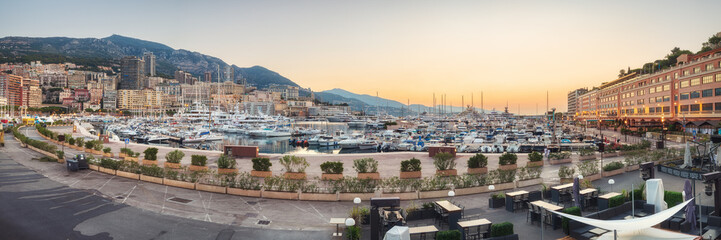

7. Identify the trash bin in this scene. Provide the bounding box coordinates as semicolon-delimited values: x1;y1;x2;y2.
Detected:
66;159;79;172
76;154;89;170
656;141;664;149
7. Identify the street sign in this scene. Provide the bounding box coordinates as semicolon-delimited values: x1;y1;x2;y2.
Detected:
125;138;130;144
693;130;697;136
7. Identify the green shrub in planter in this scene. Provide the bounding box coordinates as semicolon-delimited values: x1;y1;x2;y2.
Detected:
100;158;122;170
528;151;543;162
252;157;272;171
93;142;103;151
345;225;361;240
499;153;517;165
664;191;683;207
353;158;379;173
558;166;575;179
609;195;625;208
561;206;582;234
490;222;514;237
492;192;505;199
140;165;165;178
103;147;111;154
56;150;64;160
603;161;624;171
67;137;75;146
217;154;236;169
279;155;309;173
320;161;343;174
165;150;185;163
400;158;422;172
468;153;488;168
143;147;159;160
75;137;84;148
433;152;456;170
84;140;94;149
191;155;207;166
436;230;461;240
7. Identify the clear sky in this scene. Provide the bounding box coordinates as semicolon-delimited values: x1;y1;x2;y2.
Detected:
2;0;720;114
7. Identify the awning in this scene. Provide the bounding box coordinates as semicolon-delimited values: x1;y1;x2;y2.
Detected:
550;198;692;232
597;228;699;240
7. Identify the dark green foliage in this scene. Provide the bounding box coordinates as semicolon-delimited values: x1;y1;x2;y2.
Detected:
140;165;165;178
320;161;343;174
664;191;683;207
562;207;582;234
400;158;422;172
490;222;514;237
436;230;461;240
143;147;158;160
100;158;122;170
11;127;58;153
603;162;624;171
252;157;272;171
345;225;361;240
528;151;543;162
499;153;517;165
609;195;625;208
217;154;236;169
432;153;455;170
468;153;488;168
190;155;207;166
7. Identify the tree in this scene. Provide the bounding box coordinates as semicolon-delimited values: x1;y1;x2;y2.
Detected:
710;35;721;45
618;69;625;78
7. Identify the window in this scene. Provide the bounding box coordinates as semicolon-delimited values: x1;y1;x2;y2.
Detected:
684;70;690;76
649;107;655;113
717;88;721;96
690;104;700;111
666;76;670;81
675;72;679;79
703;103;713;111
691;78;700;86
717;74;721;82
663;96;670;102
703;76;713;84
675;83;679;89
707;64;715;71
690;91;700;98
649;98;655;103
637;108;645;114
716;103;721;111
656;86;662;92
656;97;663;102
681;81;689;88
694;67;701;73
649;88;655;94
663;106;670;113
703;89;713;97
681;93;689;100
681;105;689;112
663;85;670;91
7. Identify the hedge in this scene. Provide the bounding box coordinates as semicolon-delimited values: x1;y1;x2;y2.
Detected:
664;191;683;207
562;207;582;234
603;162;624;171
490;222;514;237
436;230;461;240
609;195;625;208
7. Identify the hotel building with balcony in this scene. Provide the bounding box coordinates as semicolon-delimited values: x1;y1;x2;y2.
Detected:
575;48;721;134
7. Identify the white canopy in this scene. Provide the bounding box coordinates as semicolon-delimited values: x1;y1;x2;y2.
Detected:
682;142;691;168
383;226;410;240
596;227;699;240
646;179;668;213
550;199;693;232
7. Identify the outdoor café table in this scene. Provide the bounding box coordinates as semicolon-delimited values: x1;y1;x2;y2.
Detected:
578;188;597;208
505;190;529;212
409;225;439;240
597;192;621;211
329;218;345;238
383;209;403;224
435;200;462;232
457;218;491;240
531;200;563;230
589;227;608;236
551;183;574;203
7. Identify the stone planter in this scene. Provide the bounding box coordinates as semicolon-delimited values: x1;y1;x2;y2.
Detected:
98;166;116;175
164;162;181;169
227;187;262;197
526;161;543;167
188;165;208;171
300;192;338;201
251;170;272;178
143;160;158;166
626;165;640;172
549;158;572;165
89;164;99;171
498;164;517;170
119;153;127;158
455;186;491;196
435;169;457;177
494;182;515;191
103;153;113;158
321;173;343;180
163;178;196;189
339;192;376;201
263;190;298;200
583;173;601;182
400;171;422;179
92;150;103;155
603;168;625;177
381;191;418;200
283;172;307;180
116;170;140;180
419;189;450;199
489;197;505;208
140;175;164;184
196;183;227;194
85;148;93;153
217;168;238;174
579;155;597;161
467;167;487;175
125;157;139;162
516;178;543;188
357;172;381;180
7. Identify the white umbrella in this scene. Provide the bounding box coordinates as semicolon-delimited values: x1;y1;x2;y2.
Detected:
681;142;691;168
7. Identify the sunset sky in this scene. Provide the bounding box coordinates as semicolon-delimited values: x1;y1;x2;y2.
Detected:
2;0;721;114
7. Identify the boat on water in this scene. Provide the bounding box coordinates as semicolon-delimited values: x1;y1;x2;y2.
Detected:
358;139;378;150
248;127;292;137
